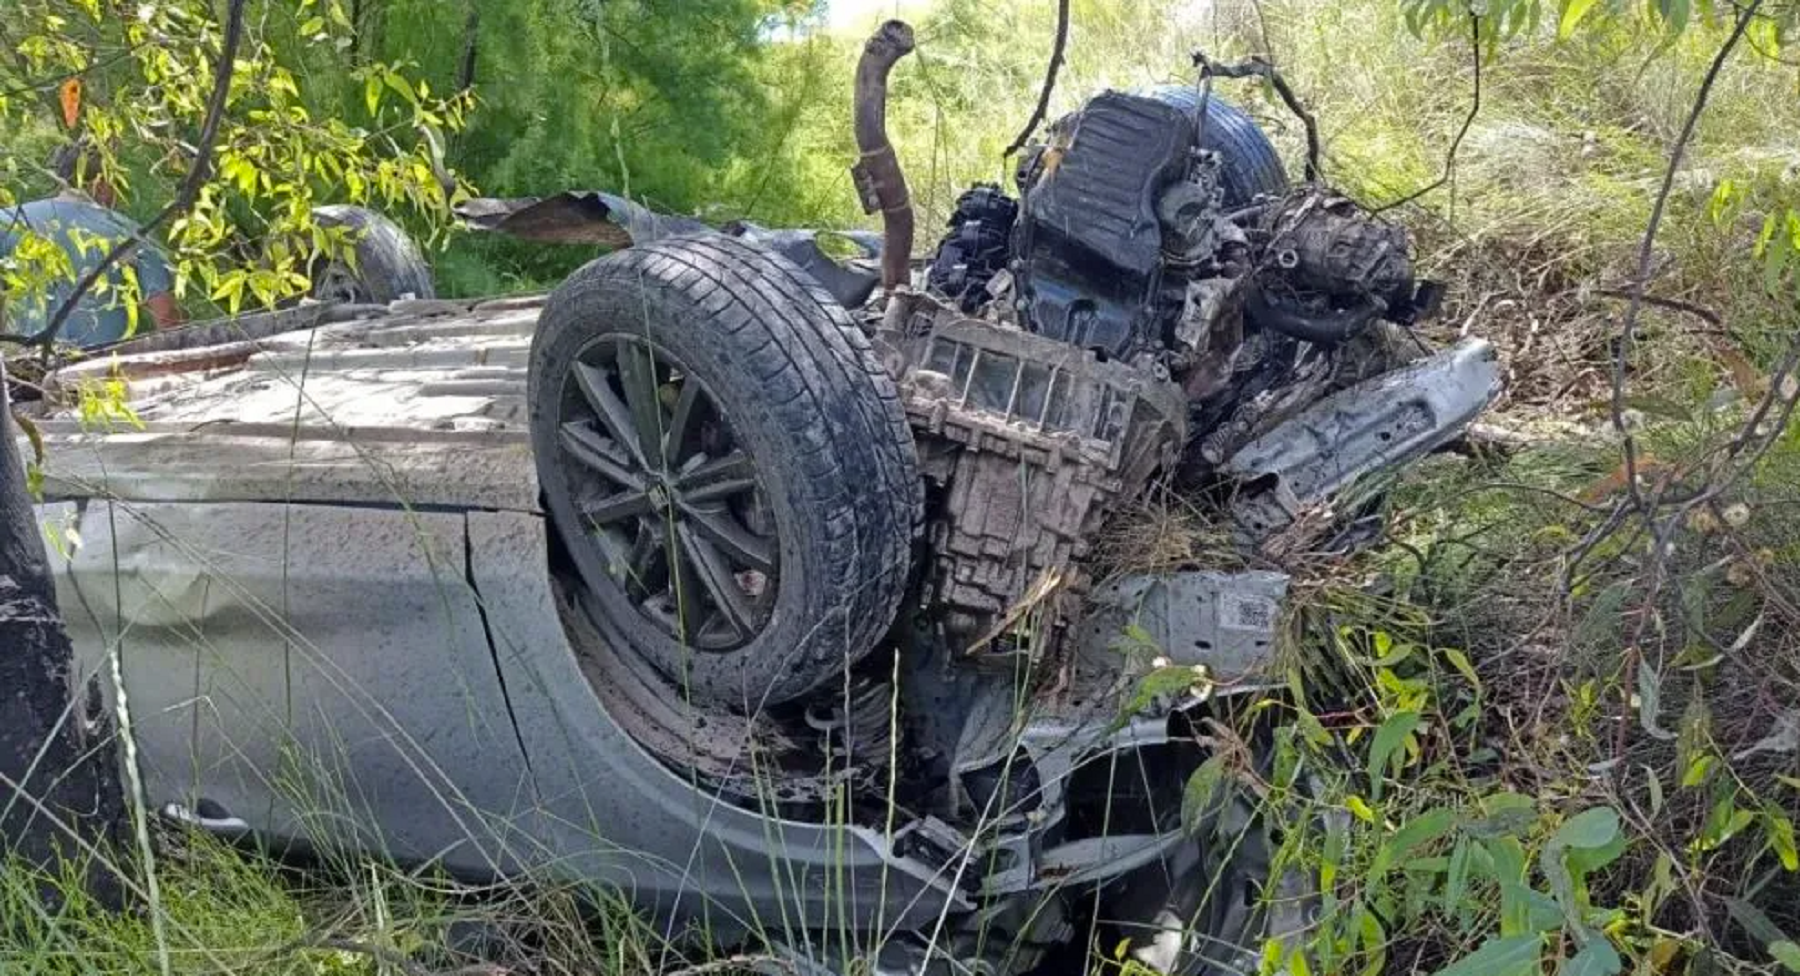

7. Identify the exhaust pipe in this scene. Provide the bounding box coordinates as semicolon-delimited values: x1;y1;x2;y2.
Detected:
853;20;916;292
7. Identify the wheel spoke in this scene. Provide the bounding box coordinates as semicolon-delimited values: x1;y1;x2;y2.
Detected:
670;530;709;643
560;421;645;490
617;343;668;468
676;450;755;491
572;362;645;465
662;377;702;466
682;506;775;573
678;525;755;641
580;489;654;526
682;478;758;506
625;521;668;602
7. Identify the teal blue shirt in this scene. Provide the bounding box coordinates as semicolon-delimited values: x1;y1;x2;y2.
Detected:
0;195;175;347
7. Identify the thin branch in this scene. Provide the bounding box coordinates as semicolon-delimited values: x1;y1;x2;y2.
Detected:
0;43;146;103
1373;11;1481;213
28;0;247;352
1002;0;1070;158
1608;0;1762;517
1196;55;1322;182
1592;287;1722;328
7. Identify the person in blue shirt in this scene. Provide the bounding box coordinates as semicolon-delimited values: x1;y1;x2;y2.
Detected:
1;143;184;348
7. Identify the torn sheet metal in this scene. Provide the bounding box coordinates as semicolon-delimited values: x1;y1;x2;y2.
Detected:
453;192;885;309
1224;336;1501;541
453;191;711;246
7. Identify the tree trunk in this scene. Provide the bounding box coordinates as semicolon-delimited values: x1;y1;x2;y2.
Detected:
0;363;125;909
458;3;480;93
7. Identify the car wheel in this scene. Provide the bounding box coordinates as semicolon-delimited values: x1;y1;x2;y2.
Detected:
529;235;922;709
309;205;436;303
1144;86;1290;207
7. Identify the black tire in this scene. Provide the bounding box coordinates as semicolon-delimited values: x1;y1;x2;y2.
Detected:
1144;86;1290;207
309;205;436;303
529;235;922;709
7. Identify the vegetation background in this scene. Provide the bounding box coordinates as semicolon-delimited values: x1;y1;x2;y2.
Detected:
6;0;1800;974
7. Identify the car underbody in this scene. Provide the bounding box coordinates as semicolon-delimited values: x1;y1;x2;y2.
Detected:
19;20;1503;976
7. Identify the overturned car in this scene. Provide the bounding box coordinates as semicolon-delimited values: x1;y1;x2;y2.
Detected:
26;21;1499;976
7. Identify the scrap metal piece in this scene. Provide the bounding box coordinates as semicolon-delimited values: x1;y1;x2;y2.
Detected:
453;191;711;247
1223;336;1501;543
726;223;885;309
454;194;885;309
1074;570;1290;688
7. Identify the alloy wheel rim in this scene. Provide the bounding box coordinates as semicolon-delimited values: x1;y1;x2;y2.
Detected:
555;335;780;652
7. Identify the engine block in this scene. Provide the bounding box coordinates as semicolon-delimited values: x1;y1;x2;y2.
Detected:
875;292;1188;646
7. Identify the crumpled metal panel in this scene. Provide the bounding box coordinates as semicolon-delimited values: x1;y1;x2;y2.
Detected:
28;298;548;512
453;193;885;309
1074;570;1291;686
454;192;711;246
50;500;538;878
1223;337;1501;540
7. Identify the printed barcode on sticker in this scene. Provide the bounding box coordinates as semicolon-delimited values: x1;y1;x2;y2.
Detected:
1221;594;1276;632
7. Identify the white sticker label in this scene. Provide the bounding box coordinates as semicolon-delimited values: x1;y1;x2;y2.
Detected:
1219;593;1277;633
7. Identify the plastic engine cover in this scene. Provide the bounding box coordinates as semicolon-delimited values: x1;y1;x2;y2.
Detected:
1019;91;1196;357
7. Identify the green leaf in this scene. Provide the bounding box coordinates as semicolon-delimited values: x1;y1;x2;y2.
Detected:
365;74;382;117
1771;941;1800;972
1563;939;1623;976
1441;648;1481;691
1656;0;1691;33
1120;666;1206;722
1367;710;1421;800
1766;807;1799;871
1469;792;1538;839
1558;0;1602;38
1182;755;1228;831
1443;837;1472;919
1428;935;1542;976
1682;752;1718;788
1358;909;1387;976
385;70;420;107
1765;221;1793;296
1726;897;1793;949
1321;816;1346;889
1567;831;1630;874
1372;808;1458;877
1554;807;1621;850
1295;707;1331;747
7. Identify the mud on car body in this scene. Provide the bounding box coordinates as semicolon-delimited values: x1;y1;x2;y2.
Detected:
22;20;1500;976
